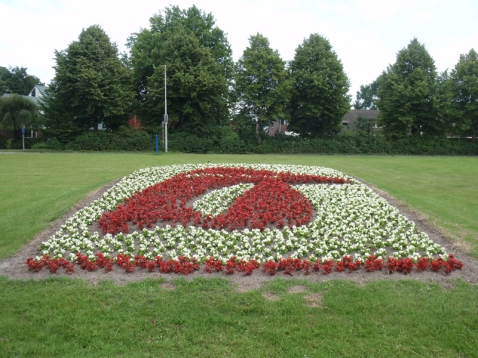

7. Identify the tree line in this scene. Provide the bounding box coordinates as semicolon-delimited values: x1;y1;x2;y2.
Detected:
1;5;477;149
355;38;478;142
2;5;350;147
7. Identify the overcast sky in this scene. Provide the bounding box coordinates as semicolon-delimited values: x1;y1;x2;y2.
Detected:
1;0;477;100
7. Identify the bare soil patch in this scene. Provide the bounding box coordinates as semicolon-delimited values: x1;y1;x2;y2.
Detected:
1;175;477;288
288;285;308;293
235;281;263;293
160;282;176;291
303;293;323;308
262;292;281;301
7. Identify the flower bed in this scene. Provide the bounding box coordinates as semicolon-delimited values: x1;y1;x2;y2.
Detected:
26;163;463;276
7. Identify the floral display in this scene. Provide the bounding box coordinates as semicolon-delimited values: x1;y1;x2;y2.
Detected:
26;163;463;275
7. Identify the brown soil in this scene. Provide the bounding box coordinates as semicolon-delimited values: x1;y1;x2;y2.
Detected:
287;285;308;293
1;176;477;288
303;293;324;308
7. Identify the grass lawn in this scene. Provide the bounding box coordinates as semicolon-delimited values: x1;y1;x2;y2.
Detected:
1;152;477;357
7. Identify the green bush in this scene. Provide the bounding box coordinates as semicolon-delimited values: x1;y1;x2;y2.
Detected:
64;131;154;151
44;138;65;151
37;128;478;155
0;136;7;149
252;135;477;155
2;137;46;150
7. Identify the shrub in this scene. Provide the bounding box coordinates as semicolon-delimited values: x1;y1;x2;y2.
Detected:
36;128;478;155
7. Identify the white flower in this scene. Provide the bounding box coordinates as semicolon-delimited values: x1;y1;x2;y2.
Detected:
37;163;445;264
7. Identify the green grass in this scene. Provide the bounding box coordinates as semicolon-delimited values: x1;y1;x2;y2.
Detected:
1;277;477;357
1;152;477;357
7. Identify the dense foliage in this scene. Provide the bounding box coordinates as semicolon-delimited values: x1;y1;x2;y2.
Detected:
234;34;290;145
450;49;478;142
354;78;379;110
128;5;232;133
0;66;43;95
28;130;477;156
0;94;38;139
41;25;134;143
288;34;351;138
377;38;443;138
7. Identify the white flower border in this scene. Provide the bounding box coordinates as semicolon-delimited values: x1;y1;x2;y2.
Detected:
39;163;446;264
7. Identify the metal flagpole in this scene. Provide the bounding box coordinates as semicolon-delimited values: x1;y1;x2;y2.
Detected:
164;65;168;153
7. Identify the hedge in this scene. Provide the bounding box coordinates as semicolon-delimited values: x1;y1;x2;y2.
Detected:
28;131;478;155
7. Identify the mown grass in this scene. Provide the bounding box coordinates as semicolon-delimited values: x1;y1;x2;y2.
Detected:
1;152;477;357
1;276;477;357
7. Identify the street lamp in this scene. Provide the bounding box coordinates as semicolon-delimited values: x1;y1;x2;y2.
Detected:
162;65;168;153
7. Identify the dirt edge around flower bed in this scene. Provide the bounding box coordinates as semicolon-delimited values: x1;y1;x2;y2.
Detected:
1;173;477;287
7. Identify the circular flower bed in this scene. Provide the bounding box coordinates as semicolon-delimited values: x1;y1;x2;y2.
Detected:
26;164;463;275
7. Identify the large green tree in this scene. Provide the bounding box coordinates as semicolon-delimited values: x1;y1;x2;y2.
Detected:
42;25;133;141
128;5;232;131
377;38;443;138
354;78;379;110
0;94;38;139
450;48;478;142
0;66;43;95
234;33;290;145
287;34;350;138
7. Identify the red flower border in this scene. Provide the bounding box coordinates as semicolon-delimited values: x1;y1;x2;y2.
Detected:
26;253;464;276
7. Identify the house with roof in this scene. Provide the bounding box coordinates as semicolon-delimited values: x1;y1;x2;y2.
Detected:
1;84;47;106
341;109;380;131
266;109;380;136
26;85;47;105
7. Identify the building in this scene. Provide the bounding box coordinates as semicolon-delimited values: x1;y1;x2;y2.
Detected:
266;119;288;136
26;85;47;106
341;109;379;130
266;109;380;136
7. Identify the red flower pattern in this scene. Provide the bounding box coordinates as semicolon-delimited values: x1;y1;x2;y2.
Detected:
98;167;352;234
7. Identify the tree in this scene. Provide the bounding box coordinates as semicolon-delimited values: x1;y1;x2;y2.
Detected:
354;79;379;110
450;48;478;142
41;25;133;141
128;5;233;131
133;26;228;132
0;66;11;94
355;115;376;135
0;66;43;95
377;38;443;138
0;94;38;139
234;33;290;145
287;34;351;138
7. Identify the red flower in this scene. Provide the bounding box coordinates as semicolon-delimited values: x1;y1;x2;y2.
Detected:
98;167;352;234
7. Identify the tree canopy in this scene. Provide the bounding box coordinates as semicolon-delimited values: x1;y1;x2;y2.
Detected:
234;33;290;144
0;94;38;138
41;25;133;142
128;5;232;131
354;78;379;110
287;34;351;138
377;38;443;138
449;49;478;142
0;66;43;95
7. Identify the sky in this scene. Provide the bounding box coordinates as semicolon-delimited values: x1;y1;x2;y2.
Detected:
1;0;477;100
